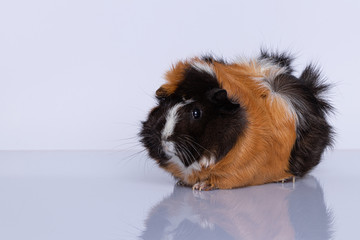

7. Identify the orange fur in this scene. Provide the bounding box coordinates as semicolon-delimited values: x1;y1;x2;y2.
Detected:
161;59;296;189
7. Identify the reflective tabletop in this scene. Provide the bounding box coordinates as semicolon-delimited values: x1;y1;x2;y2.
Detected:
0;150;358;240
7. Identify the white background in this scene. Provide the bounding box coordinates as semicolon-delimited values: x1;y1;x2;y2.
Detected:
1;0;359;151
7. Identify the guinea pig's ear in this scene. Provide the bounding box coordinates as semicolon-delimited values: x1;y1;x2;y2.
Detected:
208;88;240;113
155;86;169;98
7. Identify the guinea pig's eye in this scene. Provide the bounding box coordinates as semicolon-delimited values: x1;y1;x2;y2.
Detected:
192;108;201;119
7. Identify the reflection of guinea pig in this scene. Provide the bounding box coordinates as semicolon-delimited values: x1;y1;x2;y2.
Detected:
140;176;333;240
140;50;334;190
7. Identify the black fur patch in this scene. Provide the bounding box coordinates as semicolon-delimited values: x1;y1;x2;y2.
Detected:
259;53;334;176
174;66;220;98
288;65;334;176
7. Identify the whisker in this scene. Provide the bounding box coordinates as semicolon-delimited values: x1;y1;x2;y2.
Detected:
179;139;197;162
178;135;201;158
176;139;196;166
174;142;187;165
176;143;191;166
181;134;212;155
115;149;147;166
116;136;141;142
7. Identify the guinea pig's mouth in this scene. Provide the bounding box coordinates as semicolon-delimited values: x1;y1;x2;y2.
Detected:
162;140;192;165
162;140;202;168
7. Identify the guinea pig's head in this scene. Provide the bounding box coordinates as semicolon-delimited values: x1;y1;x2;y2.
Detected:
140;59;247;171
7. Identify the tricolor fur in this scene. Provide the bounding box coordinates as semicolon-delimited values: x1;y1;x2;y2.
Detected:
140;50;334;190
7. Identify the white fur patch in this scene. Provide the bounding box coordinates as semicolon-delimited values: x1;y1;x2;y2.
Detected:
235;57;288;87
167;155;204;183
191;61;215;76
188;161;202;172
199;155;215;168
168;155;184;168
257;59;300;126
162;102;186;140
162;141;176;156
271;92;303;125
168;156;201;179
258;58;287;79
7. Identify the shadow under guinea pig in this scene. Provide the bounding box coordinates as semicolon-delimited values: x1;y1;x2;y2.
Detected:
140;175;333;240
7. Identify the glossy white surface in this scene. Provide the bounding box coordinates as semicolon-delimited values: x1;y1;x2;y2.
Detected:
0;150;358;240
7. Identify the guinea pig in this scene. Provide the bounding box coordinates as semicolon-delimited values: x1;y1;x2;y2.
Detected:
139;50;334;190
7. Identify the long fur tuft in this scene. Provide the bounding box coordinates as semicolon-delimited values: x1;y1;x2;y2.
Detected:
288;64;334;176
300;64;334;114
259;49;294;74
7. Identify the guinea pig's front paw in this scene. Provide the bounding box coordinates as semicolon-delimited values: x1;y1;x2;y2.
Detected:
192;181;216;191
